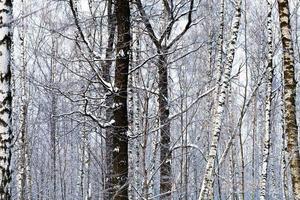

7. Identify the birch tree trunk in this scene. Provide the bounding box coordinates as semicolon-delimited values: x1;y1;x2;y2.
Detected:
128;41;134;200
198;0;242;199
259;1;273;198
0;0;13;198
277;0;300;199
133;31;141;200
17;0;28;198
112;0;130;198
208;0;225;197
213;0;225;108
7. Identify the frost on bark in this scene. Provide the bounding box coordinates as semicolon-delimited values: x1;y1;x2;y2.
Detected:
259;1;273;199
111;0;130;198
0;0;12;199
277;0;300;199
198;0;242;199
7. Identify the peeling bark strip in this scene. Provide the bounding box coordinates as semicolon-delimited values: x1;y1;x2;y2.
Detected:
0;0;12;199
112;0;130;199
277;0;300;199
259;1;273;199
198;0;242;199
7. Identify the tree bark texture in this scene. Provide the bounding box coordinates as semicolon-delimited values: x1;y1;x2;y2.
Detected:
112;0;131;199
277;0;300;199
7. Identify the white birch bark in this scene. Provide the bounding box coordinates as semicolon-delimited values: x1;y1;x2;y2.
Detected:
259;1;274;198
213;0;225;108
128;45;134;199
207;0;225;197
133;30;141;200
17;0;28;198
0;0;13;199
198;0;242;199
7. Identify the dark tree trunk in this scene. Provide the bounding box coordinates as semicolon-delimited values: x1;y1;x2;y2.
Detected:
158;51;171;199
111;0;131;199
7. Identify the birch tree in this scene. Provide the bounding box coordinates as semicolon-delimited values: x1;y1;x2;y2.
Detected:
277;0;300;199
259;1;274;198
0;0;13;199
3;0;299;199
17;0;28;199
198;0;242;198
